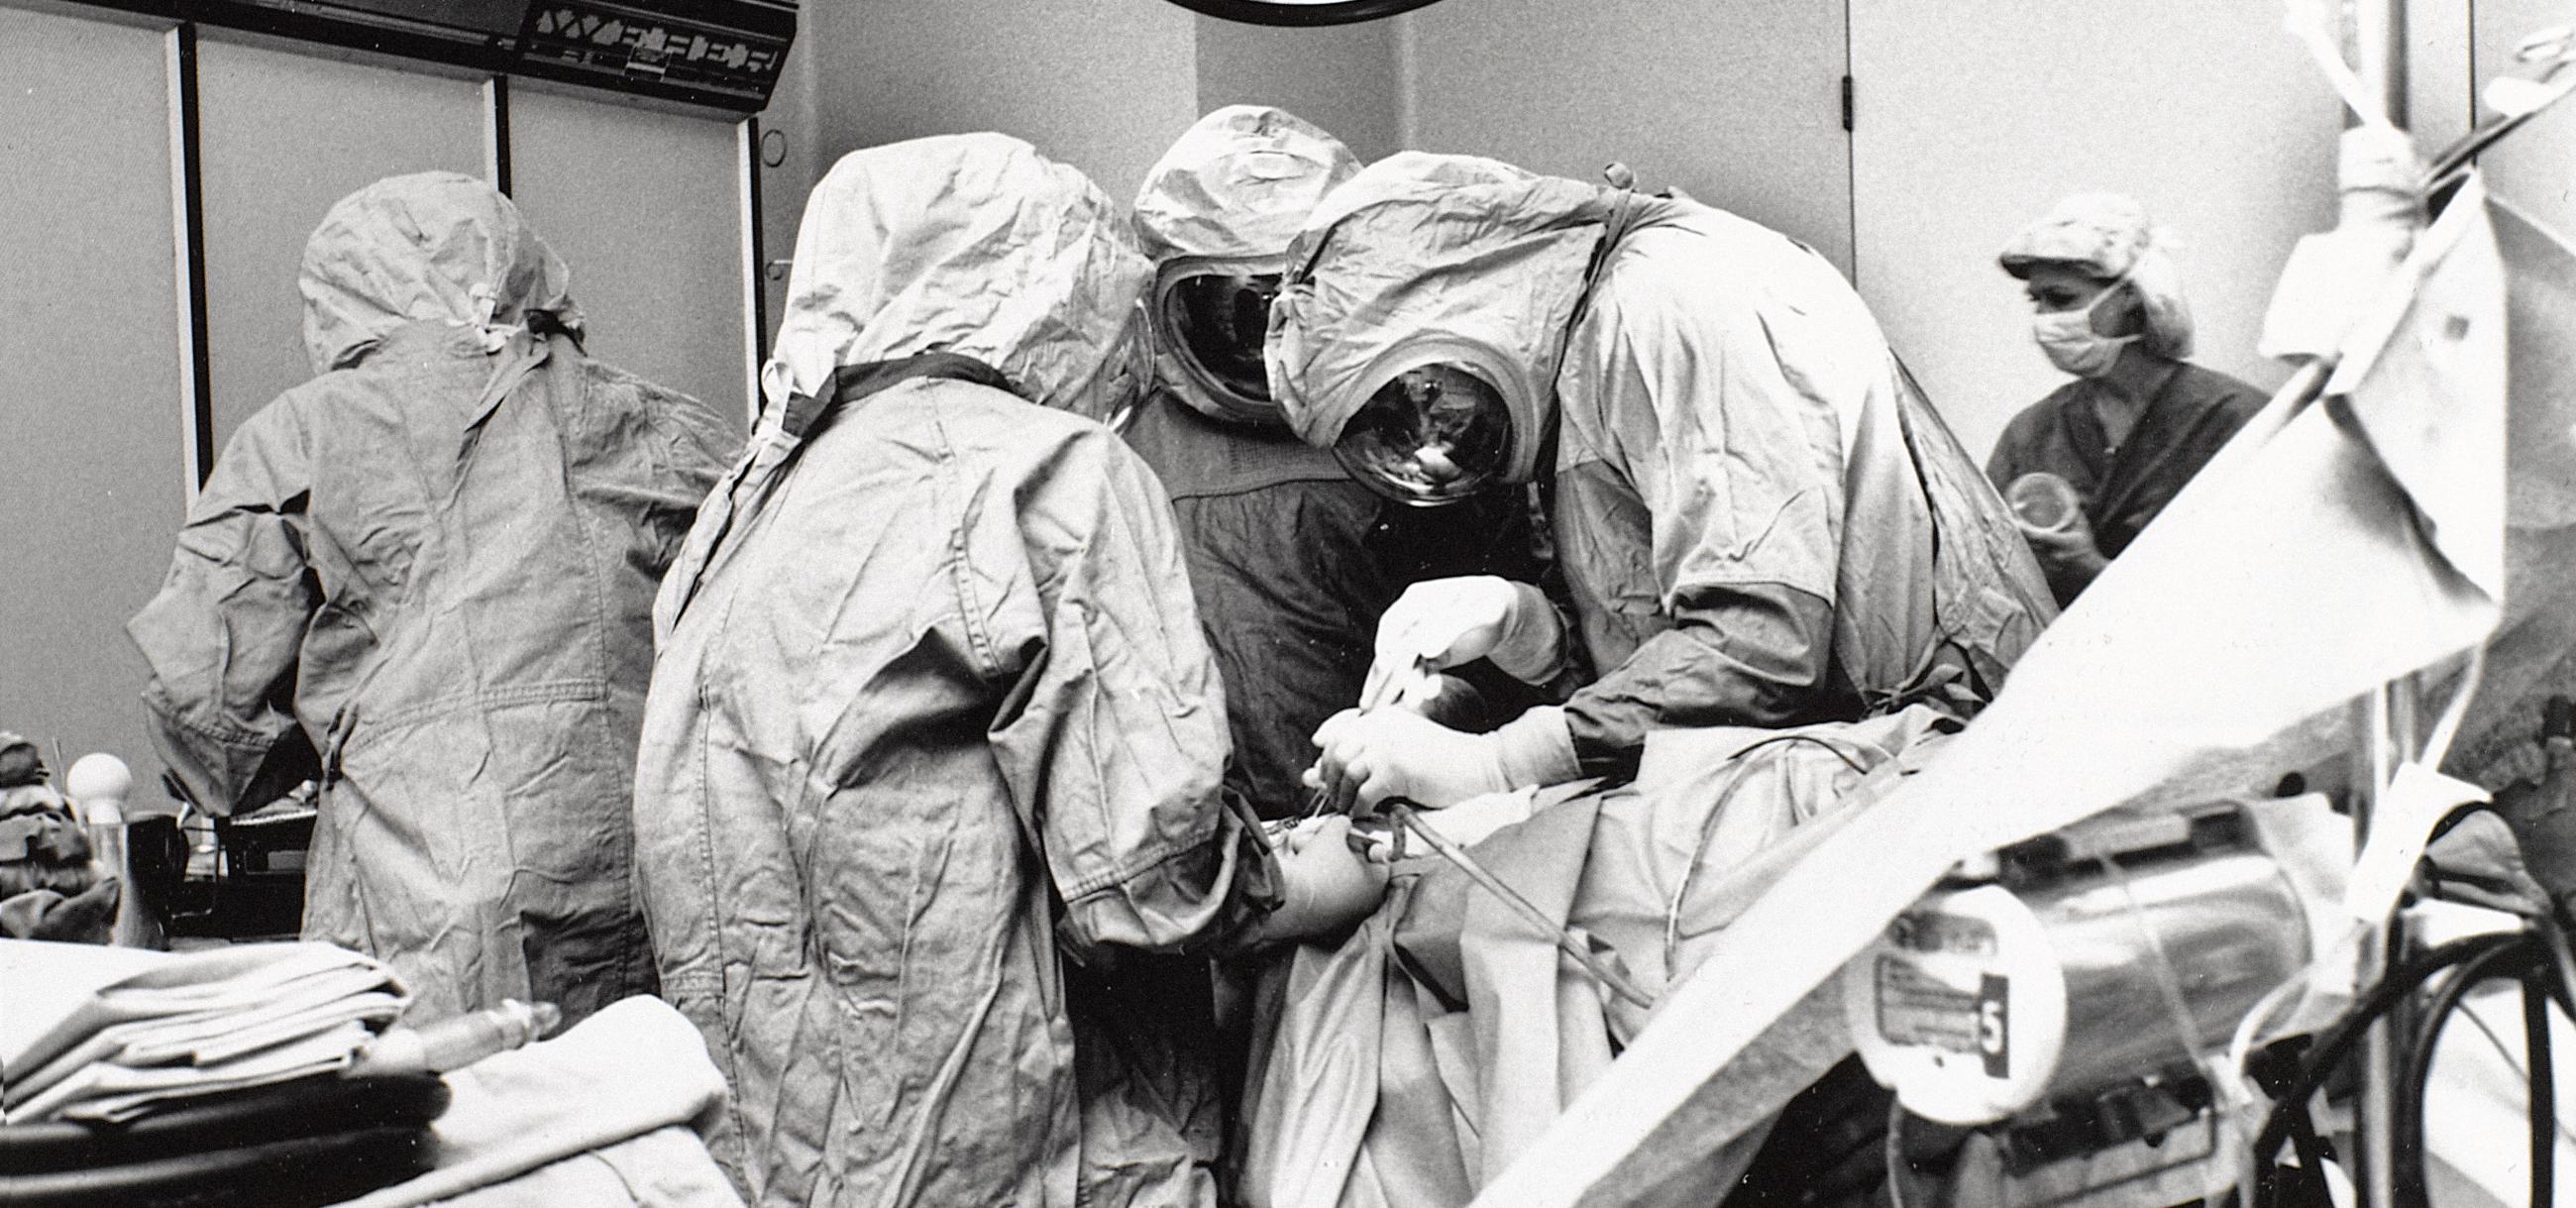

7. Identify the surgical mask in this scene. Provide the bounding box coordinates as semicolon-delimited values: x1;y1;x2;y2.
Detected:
1333;363;1516;507
2032;280;2137;379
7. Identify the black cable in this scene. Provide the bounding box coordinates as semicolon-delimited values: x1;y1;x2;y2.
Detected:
2255;934;2522;1161
2373;926;2567;1208
2396;936;2536;1208
2526;966;2555;1208
2251;932;2525;1208
2245;1041;2328;1207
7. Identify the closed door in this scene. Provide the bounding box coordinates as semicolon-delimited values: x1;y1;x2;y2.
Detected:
1403;0;1856;275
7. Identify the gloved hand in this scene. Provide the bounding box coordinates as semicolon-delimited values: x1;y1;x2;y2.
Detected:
1305;706;1578;812
1257;816;1391;942
1366;577;1565;704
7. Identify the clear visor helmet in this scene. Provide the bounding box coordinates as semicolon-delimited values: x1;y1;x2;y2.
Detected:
1152;264;1284;425
1332;363;1516;507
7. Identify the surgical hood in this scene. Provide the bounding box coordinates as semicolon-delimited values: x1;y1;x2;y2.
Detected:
1132;105;1360;264
1135;106;1361;425
765;133;1151;421
299;171;582;376
1265;152;1642;483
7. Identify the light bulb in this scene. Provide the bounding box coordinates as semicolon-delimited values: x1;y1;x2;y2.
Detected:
66;753;134;825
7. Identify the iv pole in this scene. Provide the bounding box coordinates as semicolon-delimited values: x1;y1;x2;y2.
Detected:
2347;8;2410;1206
2311;3;2415;1206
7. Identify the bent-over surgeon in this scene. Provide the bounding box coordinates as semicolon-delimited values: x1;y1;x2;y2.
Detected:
1280;154;2055;812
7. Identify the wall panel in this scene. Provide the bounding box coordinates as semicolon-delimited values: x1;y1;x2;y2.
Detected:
1195;16;1401;165
509;85;753;431
805;0;1200;207
0;8;186;795
2477;0;2576;239
196;36;486;451
1850;0;2342;460
1402;0;1855;275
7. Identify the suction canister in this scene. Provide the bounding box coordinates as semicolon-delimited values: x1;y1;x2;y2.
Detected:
1847;837;2310;1125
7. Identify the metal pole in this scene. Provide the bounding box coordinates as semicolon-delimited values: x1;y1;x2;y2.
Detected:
2319;7;2414;1198
2359;685;2411;1208
2352;0;2410;130
2345;4;2413;1197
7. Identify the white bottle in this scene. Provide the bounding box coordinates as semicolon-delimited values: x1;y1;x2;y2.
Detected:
64;754;157;948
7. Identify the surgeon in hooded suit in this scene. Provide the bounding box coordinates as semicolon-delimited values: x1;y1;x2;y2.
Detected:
1258;151;2057;1208
1281;153;2054;817
630;133;1388;1208
1122;106;1543;820
130;172;733;1026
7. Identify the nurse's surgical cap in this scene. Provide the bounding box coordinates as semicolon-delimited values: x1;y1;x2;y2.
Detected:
1998;191;2195;359
300;171;583;376
1132;105;1362;264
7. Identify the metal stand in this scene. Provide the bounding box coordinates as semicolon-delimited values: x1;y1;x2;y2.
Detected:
2347;6;2412;1202
2347;680;2417;1208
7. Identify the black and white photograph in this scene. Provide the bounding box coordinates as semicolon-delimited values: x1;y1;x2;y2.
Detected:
3;1;2573;1206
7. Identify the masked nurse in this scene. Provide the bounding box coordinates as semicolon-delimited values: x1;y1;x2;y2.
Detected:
1987;192;2267;605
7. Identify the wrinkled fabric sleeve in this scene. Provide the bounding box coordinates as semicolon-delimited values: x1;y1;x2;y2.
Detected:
989;427;1281;958
1561;585;1834;776
635;378;739;523
128;402;323;816
1556;275;1845;778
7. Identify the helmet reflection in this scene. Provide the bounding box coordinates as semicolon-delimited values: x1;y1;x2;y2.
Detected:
1332;364;1514;506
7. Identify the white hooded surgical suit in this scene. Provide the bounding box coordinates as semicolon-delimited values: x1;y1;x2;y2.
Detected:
130;172;733;1026
1271;154;2055;781
631;134;1285;1208
1124;107;1544;816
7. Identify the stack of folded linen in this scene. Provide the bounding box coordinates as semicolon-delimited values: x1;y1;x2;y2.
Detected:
3;940;407;1123
0;939;444;1208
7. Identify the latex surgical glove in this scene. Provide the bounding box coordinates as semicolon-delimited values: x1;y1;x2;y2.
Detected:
1258;816;1391;942
1366;577;1564;704
1305;706;1579;812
